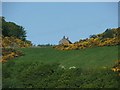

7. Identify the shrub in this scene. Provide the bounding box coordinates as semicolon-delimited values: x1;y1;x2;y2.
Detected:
112;60;120;76
2;48;23;62
2;62;120;88
54;28;119;50
2;36;32;48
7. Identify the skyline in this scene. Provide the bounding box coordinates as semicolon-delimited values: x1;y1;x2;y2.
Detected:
2;2;118;45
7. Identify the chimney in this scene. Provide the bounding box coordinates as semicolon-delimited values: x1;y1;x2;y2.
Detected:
63;36;65;39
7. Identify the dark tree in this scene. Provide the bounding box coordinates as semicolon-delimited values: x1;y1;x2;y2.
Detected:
2;17;26;41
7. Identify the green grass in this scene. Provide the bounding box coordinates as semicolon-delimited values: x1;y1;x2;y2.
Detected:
2;46;120;88
14;46;118;69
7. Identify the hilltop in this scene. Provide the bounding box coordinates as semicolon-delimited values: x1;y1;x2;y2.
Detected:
54;28;120;50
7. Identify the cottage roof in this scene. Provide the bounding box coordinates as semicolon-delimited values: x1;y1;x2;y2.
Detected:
59;36;72;45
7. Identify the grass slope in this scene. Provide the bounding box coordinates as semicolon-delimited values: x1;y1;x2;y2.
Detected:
14;46;118;69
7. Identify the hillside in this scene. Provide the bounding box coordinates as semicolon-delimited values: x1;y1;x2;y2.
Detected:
1;17;120;88
2;46;120;88
12;46;118;69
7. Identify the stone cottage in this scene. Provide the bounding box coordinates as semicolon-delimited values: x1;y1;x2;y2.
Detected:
59;36;72;45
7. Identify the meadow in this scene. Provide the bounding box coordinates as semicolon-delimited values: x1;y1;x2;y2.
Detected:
10;46;118;69
2;45;120;88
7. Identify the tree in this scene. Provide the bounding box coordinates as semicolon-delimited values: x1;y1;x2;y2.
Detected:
2;17;26;41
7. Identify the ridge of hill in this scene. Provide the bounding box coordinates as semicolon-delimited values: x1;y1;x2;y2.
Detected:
54;28;120;50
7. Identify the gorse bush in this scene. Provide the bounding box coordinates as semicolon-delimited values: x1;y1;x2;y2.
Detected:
2;36;32;48
54;28;120;50
112;60;120;76
0;17;32;62
1;48;23;62
0;17;32;48
54;37;119;50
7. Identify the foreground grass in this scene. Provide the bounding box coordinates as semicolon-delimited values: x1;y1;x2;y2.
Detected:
2;46;120;88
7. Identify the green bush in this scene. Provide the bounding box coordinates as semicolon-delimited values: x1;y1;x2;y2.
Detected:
2;62;120;88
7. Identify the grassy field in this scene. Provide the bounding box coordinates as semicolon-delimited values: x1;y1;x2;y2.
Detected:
2;46;120;88
14;46;118;69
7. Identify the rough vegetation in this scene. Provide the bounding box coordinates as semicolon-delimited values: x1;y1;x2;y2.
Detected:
54;28;120;50
0;17;32;62
1;48;23;62
2;36;32;48
2;62;120;88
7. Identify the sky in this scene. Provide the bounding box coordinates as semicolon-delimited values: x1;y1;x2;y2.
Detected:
2;2;118;45
1;0;120;2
